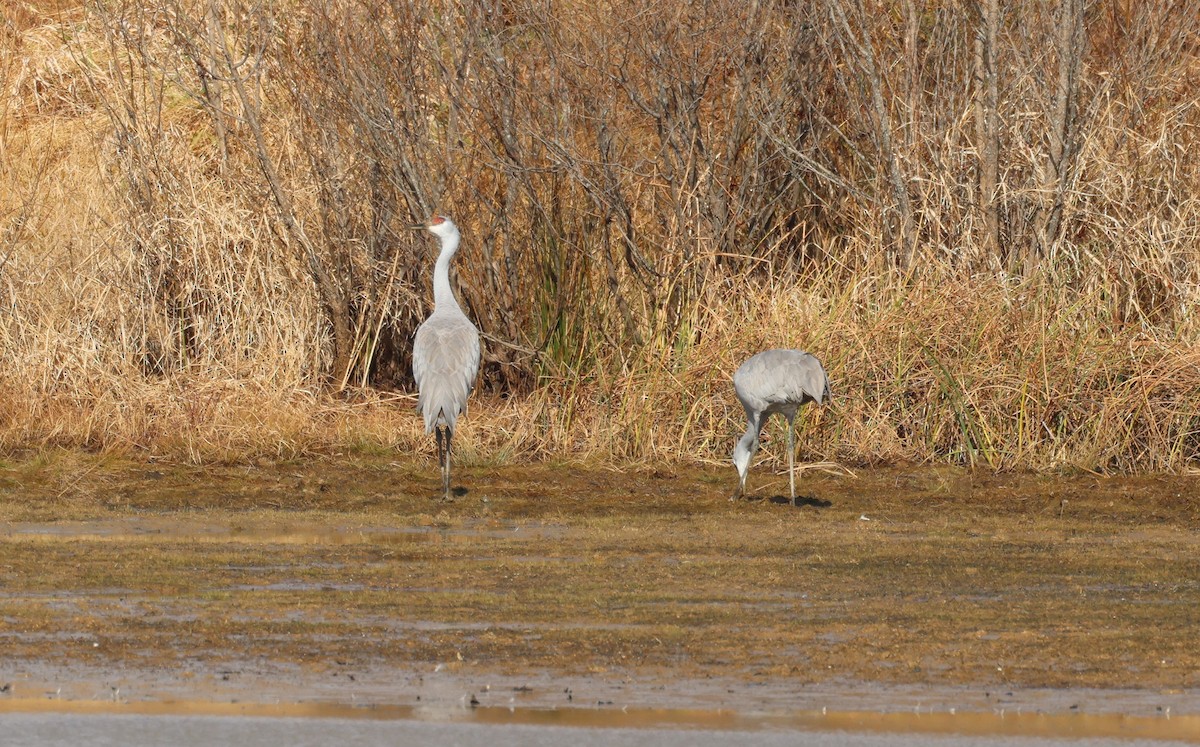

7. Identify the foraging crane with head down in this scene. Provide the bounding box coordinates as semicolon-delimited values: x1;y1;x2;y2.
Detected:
731;349;831;506
413;215;481;501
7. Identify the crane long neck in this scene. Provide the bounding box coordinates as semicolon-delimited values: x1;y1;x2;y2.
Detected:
432;232;461;312
739;422;760;456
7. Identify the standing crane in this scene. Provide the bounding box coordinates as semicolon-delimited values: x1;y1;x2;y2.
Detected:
731;349;831;506
412;215;481;501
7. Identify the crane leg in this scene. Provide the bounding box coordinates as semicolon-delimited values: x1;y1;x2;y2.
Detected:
787;420;796;507
442;430;452;501
436;425;452;501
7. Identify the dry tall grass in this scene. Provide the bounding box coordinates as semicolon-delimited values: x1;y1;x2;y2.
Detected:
2;0;1199;473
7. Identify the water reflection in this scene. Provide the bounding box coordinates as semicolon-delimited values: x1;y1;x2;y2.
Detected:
0;697;1194;742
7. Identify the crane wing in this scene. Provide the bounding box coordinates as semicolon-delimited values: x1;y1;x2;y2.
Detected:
413;314;481;432
734;349;830;412
776;351;830;405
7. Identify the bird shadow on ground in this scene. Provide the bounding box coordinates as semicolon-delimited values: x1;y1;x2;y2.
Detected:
431;487;471;502
764;495;833;508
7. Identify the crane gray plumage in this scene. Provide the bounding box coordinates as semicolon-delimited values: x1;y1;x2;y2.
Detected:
732;349;831;506
413;215;481;501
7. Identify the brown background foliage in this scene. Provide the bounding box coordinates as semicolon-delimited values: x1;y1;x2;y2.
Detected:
2;0;1199;470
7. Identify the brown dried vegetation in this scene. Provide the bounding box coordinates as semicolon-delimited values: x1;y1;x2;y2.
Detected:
2;0;1200;472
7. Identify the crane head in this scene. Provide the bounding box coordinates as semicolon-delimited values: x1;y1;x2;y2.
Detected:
426;214;460;241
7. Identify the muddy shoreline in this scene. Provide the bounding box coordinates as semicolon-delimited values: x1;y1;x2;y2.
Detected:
2;455;1198;733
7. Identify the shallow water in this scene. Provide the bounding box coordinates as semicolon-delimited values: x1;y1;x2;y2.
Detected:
1;707;1195;747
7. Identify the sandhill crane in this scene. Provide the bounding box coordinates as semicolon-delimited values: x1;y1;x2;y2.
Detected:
413;215;481;501
731;349;831;506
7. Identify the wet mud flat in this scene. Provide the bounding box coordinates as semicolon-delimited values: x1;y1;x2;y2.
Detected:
1;454;1198;738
